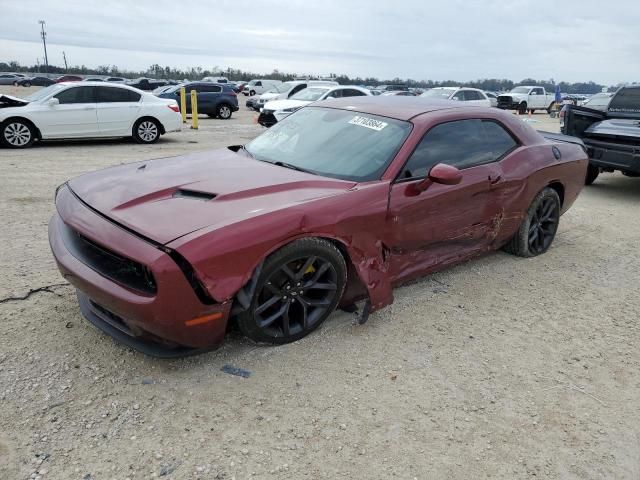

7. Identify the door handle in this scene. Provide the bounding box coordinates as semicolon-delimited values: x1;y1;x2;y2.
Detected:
489;174;502;185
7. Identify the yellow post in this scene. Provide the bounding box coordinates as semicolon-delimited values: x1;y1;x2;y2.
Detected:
179;87;187;123
190;90;198;130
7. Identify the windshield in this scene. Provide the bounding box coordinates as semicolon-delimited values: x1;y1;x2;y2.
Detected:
245;107;412;182
583;94;611;108
25;84;66;102
420;89;453;99
510;87;531;94
291;88;329;101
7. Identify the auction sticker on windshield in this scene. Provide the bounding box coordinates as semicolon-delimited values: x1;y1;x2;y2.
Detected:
349;115;388;131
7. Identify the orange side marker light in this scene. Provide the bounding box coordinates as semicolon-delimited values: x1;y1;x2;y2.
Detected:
185;312;223;327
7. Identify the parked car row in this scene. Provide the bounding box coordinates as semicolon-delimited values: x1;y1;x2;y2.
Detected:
258;85;371;127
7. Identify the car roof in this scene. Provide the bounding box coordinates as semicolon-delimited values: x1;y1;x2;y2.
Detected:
312;96;477;121
58;81;141;91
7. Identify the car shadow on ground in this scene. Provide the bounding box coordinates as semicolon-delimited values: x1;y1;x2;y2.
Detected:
586;175;640;202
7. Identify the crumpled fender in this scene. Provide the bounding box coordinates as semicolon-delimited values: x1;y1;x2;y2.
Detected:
170;182;395;314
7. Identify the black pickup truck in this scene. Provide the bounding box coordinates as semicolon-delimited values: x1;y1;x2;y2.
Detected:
562;85;640;184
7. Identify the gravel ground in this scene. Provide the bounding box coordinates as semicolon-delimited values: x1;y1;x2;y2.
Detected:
1;85;639;480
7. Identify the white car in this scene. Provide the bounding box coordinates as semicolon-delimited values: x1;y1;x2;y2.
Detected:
256;80;339;109
0;82;181;148
243;79;283;96
258;85;371;127
420;87;491;107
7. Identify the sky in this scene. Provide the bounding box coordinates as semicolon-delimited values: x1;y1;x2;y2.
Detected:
1;0;639;84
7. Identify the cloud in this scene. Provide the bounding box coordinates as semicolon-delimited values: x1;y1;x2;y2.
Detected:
1;0;638;84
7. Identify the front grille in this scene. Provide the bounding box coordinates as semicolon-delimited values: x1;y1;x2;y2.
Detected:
497;96;513;107
61;222;157;295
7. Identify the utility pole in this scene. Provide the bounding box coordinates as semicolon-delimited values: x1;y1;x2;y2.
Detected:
38;20;49;73
62;51;68;71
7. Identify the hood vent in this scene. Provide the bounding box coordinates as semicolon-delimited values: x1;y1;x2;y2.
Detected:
172;189;216;201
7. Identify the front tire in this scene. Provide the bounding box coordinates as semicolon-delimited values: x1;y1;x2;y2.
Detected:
585;164;600;185
1;119;36;148
132;118;160;144
503;187;560;257
518;102;528;115
237;238;347;344
217;103;232;119
23;81;31;88
250;90;256;96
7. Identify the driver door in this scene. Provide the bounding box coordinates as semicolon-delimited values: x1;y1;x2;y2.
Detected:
37;86;99;138
386;119;507;283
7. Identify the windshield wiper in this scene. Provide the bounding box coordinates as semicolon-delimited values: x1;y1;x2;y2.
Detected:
272;161;316;175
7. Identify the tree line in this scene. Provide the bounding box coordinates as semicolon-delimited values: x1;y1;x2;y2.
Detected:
0;60;617;94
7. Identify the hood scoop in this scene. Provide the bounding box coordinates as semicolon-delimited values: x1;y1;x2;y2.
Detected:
172;189;217;201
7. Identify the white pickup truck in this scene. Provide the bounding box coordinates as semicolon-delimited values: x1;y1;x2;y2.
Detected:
497;86;556;114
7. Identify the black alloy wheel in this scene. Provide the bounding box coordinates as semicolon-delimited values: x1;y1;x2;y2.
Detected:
503;187;561;258
527;195;559;255
237;238;346;344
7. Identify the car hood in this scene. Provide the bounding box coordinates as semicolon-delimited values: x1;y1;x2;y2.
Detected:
585;119;640;139
0;94;29;108
263;99;311;111
67;148;355;245
500;92;527;98
259;92;280;101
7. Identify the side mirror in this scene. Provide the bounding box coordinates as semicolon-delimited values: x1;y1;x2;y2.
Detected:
410;163;462;194
47;97;60;106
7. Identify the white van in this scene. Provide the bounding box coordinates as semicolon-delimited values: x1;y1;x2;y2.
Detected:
243;79;283;96
202;76;229;84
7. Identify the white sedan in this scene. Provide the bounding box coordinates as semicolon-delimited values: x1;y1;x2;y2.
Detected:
420;87;492;107
0;82;181;148
258;85;372;127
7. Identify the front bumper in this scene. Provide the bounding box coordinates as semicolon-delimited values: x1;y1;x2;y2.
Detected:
48;186;231;356
585;138;640;174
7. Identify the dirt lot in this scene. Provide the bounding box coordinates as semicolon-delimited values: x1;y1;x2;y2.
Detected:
1;85;639;480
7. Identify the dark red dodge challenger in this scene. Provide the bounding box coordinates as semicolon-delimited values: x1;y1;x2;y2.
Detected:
49;97;588;356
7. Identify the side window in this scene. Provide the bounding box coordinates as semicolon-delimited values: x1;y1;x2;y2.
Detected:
532;88;543;95
400;119;517;179
482;121;518;159
255;81;262;87
452;91;465;101
343;89;367;97
201;85;222;93
96;87;140;102
327;89;343;98
54;87;95;104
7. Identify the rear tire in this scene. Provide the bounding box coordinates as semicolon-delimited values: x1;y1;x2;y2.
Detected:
546;102;556;114
1;119;36;148
24;81;31;88
503;187;560;258
217;103;232;119
237;238;347;345
132;118;161;144
585;164;600;185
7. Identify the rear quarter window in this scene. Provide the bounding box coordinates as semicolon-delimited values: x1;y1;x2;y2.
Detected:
608;88;640;114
